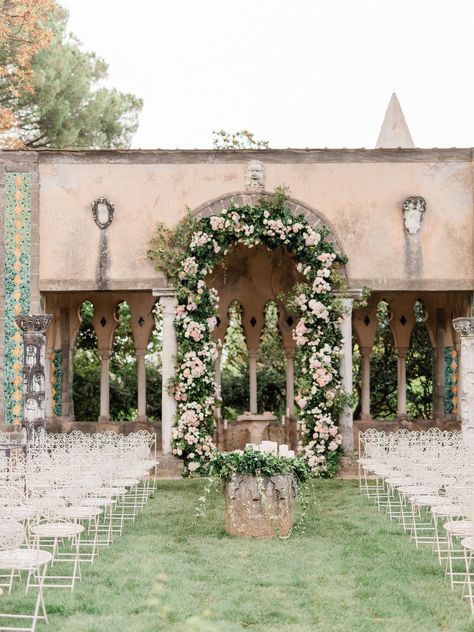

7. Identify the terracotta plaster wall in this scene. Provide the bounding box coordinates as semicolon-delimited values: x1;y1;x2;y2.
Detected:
266;161;474;290
38;155;474;292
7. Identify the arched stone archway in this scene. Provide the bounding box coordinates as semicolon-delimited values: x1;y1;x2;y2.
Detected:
191;192;347;274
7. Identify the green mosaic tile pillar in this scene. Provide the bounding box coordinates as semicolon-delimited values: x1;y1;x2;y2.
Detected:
4;173;31;425
51;349;63;416
444;346;458;415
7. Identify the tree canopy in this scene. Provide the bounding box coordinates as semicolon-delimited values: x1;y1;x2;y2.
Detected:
0;3;143;148
0;0;56;145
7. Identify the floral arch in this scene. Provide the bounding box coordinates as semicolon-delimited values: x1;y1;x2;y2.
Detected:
150;192;348;477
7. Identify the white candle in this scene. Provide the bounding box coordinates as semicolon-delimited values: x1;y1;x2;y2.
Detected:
279;444;289;457
223;419;228;430
281;415;285;426
286;407;290;418
288;450;295;458
261;441;278;454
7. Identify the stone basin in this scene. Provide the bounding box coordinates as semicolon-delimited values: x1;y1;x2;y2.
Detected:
235;413;277;445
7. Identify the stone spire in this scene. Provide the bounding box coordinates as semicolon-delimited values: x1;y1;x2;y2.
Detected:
376;93;414;148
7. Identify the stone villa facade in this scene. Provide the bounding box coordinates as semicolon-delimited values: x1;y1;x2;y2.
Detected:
1;95;473;452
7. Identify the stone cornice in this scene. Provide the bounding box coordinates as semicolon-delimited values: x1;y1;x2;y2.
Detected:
152;287;176;299
1;147;473;165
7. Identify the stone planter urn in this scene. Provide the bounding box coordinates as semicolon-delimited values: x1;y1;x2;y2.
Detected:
224;473;297;538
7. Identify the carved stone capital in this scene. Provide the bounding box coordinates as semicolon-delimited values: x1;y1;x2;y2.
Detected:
159;295;179;318
14;314;52;335
453;317;474;337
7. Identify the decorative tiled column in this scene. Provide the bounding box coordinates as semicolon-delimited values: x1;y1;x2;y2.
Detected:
444;346;458;416
455;339;462;416
434;308;446;419
4;173;31;425
154;289;178;455
452;317;474;443
44;350;52;419
339;298;354;451
50;349;63;416
14;314;52;441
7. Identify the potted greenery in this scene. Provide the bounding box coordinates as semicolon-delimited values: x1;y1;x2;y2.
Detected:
205;447;310;538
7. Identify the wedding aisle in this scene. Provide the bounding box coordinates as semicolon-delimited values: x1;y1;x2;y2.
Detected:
4;479;473;632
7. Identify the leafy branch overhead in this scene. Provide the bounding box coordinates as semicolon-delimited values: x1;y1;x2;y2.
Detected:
212;129;269;150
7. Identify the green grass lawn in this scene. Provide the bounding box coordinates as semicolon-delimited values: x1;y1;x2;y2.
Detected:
2;480;474;631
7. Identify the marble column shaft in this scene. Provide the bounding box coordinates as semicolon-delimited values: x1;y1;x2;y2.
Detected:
98;350;111;422
214;345;222;419
160;295;178;455
453;318;474;443
396;347;408;418
360;347;371;420
136;349;147;422
249;348;258;415
339;298;353;451
285;349;295;416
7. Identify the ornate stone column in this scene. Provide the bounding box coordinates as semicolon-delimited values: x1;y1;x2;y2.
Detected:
136;349;147;422
285;348;295;416
453;318;474;443
14;314;52;442
360;346;372;420
92;301;120;424
128;293;156;424
98;349;111;422
339;298;353;451
157;291;178;455
396;347;408;419
248;348;258;415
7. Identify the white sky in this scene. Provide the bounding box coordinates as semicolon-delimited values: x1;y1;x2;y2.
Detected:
59;0;474;149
